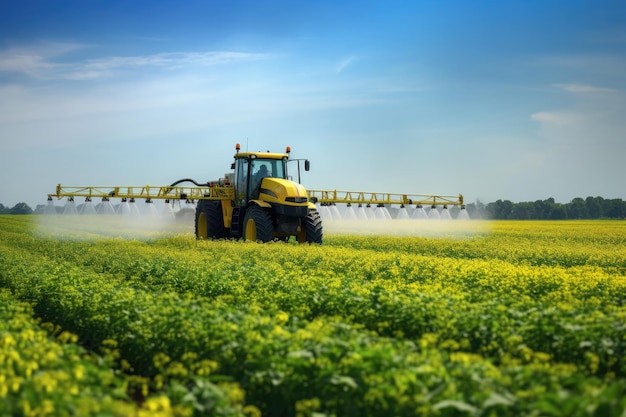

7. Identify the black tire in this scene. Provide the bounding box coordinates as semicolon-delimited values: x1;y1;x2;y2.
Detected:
297;210;323;244
195;200;228;239
243;206;274;242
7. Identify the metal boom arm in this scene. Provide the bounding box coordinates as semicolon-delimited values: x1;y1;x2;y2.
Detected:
49;185;463;207
48;184;234;201
307;190;464;207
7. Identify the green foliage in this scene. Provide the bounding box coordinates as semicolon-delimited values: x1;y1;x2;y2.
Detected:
0;202;33;214
0;289;137;416
1;216;626;416
471;197;626;219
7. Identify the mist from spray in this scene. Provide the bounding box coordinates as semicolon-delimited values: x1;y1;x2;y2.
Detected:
35;200;195;241
37;200;489;242
318;204;491;238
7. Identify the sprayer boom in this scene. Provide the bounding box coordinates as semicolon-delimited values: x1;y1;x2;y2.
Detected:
49;184;233;202
49;185;463;208
307;190;463;207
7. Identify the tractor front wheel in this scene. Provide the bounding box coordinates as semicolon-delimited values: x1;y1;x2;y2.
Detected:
297;210;323;244
243;206;274;242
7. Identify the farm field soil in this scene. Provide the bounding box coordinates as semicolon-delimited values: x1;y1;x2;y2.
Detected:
1;215;625;416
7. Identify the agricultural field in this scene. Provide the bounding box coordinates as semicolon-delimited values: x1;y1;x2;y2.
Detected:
1;215;625;417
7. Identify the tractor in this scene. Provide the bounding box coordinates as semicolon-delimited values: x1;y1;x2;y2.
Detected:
192;144;323;243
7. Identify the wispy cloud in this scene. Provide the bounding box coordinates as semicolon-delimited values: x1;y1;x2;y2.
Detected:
531;96;626;150
554;83;617;93
0;42;86;78
68;51;268;80
530;111;567;124
0;42;269;81
529;110;589;130
335;55;357;73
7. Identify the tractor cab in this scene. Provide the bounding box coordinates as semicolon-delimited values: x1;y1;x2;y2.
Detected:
232;151;288;206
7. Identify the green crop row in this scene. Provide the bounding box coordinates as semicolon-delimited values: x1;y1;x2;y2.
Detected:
1;215;626;416
8;219;626;378
0;288;159;416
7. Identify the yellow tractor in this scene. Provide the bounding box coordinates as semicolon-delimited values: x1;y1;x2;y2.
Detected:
191;144;322;243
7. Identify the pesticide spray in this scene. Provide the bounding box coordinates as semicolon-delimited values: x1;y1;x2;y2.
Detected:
318;203;489;238
38;199;487;242
36;200;195;241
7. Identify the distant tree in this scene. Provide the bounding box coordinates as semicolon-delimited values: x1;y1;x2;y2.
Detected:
534;200;552;220
604;199;626;219
466;196;625;220
0;203;8;214
586;196;603;218
549;204;567;220
617;200;626;219
486;199;515;219
619;200;626;219
9;202;33;215
511;202;535;219
533;198;555;220
568;197;588;219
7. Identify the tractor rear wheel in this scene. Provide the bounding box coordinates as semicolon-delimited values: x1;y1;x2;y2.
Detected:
297;210;323;244
195;200;227;239
243;206;274;242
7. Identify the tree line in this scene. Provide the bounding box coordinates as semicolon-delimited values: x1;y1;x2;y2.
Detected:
466;196;626;220
0;202;34;215
2;196;625;219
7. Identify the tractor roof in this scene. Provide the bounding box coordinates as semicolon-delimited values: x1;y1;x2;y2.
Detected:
234;151;288;160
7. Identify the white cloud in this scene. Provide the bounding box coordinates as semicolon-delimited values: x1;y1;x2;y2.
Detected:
553;83;617;93
523;83;626;201
532;83;625;139
0;42;86;77
0;42;268;81
335;55;357;73
531;101;625;164
79;51;266;72
530;111;565;124
531;108;618;144
0;75;226;149
529;110;592;129
58;51;267;80
0;42;283;151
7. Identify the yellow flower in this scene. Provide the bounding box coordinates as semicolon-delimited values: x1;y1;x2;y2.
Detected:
275;311;289;325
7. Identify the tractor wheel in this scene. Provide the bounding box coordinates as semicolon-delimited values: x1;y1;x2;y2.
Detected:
195;200;227;239
297;210;323;244
243;206;274;242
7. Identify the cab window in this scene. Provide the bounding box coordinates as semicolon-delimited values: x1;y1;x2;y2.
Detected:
235;158;249;205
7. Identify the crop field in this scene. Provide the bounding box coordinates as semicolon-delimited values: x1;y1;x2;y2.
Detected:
1;215;625;417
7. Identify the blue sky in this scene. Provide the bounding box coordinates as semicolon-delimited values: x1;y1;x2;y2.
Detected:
1;0;625;209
